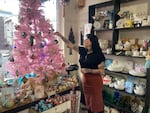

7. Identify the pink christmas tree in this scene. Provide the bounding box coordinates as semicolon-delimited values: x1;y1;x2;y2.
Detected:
7;0;65;81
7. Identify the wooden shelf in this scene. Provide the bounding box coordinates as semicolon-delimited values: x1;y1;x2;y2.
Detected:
103;85;145;100
94;28;113;32
104;53;145;59
104;100;134;113
105;69;146;79
115;26;150;30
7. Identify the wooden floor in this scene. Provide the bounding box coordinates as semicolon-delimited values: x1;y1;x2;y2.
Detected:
80;103;88;113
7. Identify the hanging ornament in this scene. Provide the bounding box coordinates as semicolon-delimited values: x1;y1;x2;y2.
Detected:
27;8;31;12
9;56;14;62
22;32;27;38
31;54;36;59
16;70;19;77
30;36;34;46
54;39;58;44
68;27;75;55
41;53;46;59
14;45;17;48
80;31;84;45
39;32;42;36
40;43;44;48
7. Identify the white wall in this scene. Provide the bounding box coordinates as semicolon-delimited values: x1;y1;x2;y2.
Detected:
62;0;111;64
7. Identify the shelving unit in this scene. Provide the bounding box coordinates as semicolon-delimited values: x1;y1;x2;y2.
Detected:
89;0;150;113
1;86;80;113
94;28;112;32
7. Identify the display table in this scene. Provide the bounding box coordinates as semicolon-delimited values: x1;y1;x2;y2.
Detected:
0;86;79;113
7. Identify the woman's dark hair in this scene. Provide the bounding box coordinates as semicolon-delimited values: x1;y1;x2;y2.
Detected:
86;34;102;53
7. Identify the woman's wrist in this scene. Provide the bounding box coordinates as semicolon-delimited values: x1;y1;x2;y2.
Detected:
87;69;93;73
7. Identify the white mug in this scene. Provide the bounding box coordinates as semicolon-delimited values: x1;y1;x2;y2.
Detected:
106;48;112;54
142;51;147;57
133;51;140;57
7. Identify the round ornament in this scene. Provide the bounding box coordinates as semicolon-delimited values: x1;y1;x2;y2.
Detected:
22;32;27;38
40;43;44;48
9;56;14;62
30;36;34;46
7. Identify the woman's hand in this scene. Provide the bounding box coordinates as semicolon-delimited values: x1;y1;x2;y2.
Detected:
81;68;91;74
55;32;63;38
99;68;105;75
55;32;79;52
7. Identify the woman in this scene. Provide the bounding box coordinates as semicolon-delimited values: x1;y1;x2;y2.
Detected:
55;32;105;113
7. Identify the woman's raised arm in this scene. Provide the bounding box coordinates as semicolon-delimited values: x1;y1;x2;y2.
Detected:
55;32;79;52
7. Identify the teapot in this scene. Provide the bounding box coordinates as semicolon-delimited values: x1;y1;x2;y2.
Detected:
124;41;131;51
115;40;123;50
114;79;125;90
134;84;145;96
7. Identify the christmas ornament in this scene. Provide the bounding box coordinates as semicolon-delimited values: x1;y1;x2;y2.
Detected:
68;27;75;55
16;70;19;77
80;31;84;45
40;43;44;48
14;45;17;48
54;40;58;44
9;56;14;62
30;36;34;46
27;8;31;12
39;32;42;36
41;53;46;59
22;32;27;38
31;54;36;59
